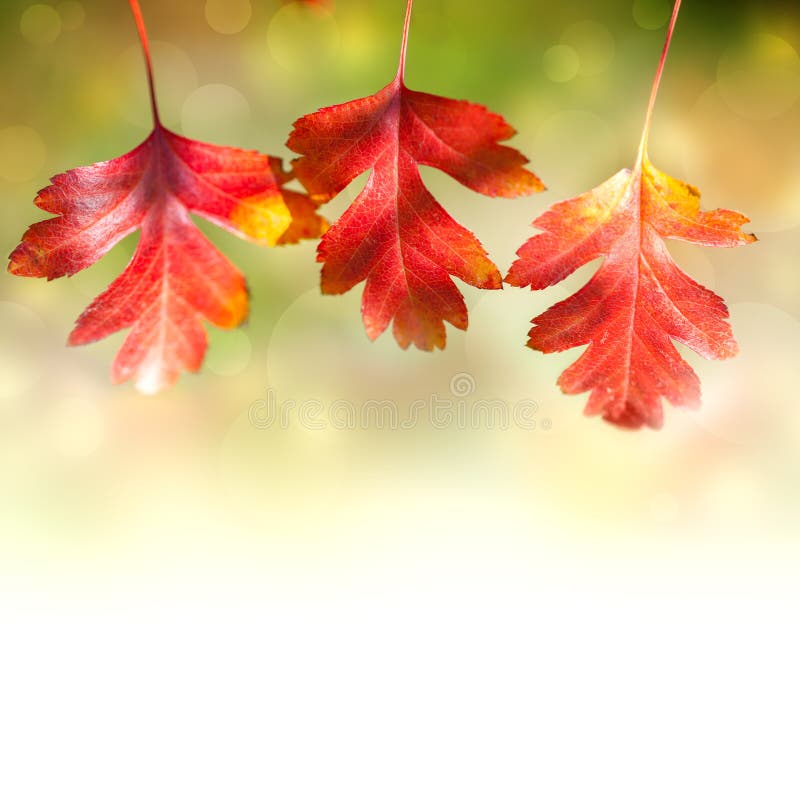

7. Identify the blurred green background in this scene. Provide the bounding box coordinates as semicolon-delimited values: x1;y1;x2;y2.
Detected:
1;0;799;549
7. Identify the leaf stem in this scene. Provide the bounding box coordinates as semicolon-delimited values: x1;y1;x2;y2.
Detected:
128;0;161;126
397;0;414;83
637;0;681;163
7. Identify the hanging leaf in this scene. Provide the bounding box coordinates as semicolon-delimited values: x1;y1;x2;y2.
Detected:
507;0;755;429
288;0;543;350
9;0;325;393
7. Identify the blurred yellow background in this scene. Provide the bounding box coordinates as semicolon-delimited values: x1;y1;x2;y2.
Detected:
2;2;800;798
2;0;798;544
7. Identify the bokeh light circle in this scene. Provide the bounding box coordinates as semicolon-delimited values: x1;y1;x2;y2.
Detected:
20;4;61;45
205;0;252;36
717;33;800;121
632;0;671;30
543;44;580;83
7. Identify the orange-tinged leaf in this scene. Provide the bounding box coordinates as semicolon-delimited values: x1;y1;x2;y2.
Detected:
8;0;323;393
288;0;543;351
506;0;755;430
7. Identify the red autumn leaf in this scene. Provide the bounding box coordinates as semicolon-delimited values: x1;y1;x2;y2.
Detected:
506;0;755;429
8;0;325;394
288;0;543;350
